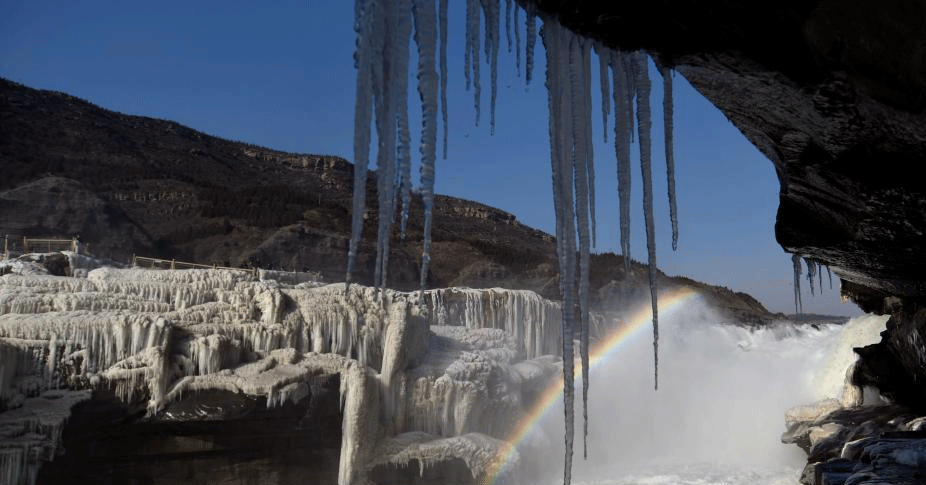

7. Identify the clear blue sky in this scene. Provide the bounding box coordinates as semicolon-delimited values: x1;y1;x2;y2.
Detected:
0;0;854;315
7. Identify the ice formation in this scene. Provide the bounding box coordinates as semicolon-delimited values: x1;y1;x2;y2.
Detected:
418;287;562;359
542;20;580;481
789;255;836;313
0;390;91;485
804;257;817;297
439;0;448;159
414;0;439;291
631;51;661;392
792;254;803;314
661;65;679;251
347;3;679;482
370;431;512;481
0;265;564;484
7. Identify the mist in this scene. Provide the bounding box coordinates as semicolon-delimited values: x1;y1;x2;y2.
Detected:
518;297;887;485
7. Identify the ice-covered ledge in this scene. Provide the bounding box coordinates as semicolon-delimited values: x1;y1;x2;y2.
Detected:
0;261;562;484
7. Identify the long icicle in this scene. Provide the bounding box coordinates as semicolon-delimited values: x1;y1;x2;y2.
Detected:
469;0;481;125
481;0;500;134
583;42;596;249
792;254;803;314
543;19;576;485
398;17;414;240
612;51;633;274
346;0;376;288
464;0;474;91
368;0;386;290
514;2;521;77
525;9;536;86
505;0;512;53
570;34;593;459
633;52;659;390
596;44;610;143
439;0;448;159
661;65;678;250
413;0;438;293
373;0;411;292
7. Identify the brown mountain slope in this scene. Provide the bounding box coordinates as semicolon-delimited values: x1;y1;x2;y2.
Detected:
0;77;783;322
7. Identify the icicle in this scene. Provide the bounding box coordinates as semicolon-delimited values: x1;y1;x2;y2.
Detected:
466;0;481;125
660;65;678;251
818;259;824;294
413;0;438;293
464;0;474;91
612;51;633;273
373;0;412;292
398;72;413;239
803;257;816;297
505;0;512;53
514;4;521;77
792;254;803;314
596;45;610;143
633;52;659;390
582;43;597;249
525;10;536;86
622;54;636;143
569;36;594;458
480;0;500;134
826;265;833;290
543;19;577;485
346;0;376;287
439;0;448;159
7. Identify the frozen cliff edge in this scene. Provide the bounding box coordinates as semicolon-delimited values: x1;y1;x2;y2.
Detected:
0;264;565;485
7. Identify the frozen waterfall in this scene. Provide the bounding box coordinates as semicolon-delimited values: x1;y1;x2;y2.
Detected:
0;267;574;484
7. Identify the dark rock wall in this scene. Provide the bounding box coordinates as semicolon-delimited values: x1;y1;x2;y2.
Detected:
36;386;342;485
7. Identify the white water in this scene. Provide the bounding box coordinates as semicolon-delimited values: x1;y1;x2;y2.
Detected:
522;299;887;485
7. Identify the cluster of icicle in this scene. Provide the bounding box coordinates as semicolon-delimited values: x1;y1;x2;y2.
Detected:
420;287;562;359
791;254;834;314
348;2;678;482
346;0;440;292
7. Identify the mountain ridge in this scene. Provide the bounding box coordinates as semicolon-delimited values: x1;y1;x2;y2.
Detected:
0;76;787;323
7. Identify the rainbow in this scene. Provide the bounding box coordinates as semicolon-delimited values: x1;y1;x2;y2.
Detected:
482;287;701;484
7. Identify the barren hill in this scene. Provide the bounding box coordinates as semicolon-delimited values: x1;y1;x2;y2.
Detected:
0;77;782;323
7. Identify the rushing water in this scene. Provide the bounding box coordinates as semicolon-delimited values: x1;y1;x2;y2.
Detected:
520;298;886;485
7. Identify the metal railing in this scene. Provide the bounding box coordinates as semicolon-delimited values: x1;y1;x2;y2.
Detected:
21;237;80;254
131;256;323;285
132;255;259;278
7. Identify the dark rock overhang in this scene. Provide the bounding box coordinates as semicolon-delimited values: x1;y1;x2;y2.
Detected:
517;0;926;307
